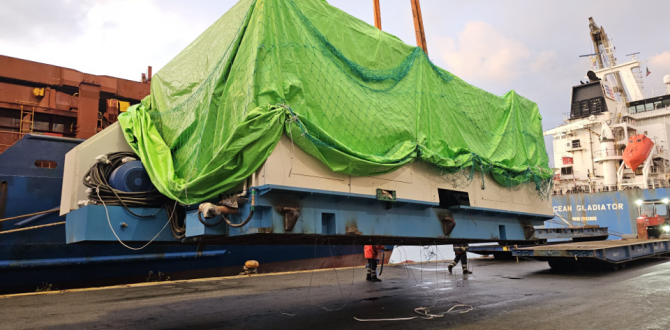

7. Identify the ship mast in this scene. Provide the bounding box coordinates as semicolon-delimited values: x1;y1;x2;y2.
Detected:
588;17;629;103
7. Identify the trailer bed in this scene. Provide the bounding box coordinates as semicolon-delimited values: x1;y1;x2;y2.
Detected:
469;227;610;259
512;239;670;263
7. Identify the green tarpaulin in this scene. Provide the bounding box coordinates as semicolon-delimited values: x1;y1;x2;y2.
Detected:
118;0;552;204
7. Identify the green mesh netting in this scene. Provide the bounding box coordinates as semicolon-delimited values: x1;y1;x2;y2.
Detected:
118;0;553;204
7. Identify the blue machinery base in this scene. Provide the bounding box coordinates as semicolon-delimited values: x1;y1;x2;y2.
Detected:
66;185;553;245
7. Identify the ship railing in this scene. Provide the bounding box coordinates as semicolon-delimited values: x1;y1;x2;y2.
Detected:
592;148;623;157
613;117;637;128
647;178;670;189
562;112;571;122
550;181;662;195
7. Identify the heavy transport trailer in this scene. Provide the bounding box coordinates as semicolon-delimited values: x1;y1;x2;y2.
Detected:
512;239;670;271
483;199;669;268
468;226;611;259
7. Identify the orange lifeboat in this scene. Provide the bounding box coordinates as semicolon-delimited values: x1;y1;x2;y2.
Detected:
623;134;654;171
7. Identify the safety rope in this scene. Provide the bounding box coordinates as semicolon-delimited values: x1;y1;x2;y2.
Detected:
0;209;59;222
0;221;65;234
354;304;473;322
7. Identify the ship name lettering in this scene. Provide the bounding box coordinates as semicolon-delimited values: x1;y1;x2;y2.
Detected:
554;203;624;212
569;203;624;212
553;205;573;212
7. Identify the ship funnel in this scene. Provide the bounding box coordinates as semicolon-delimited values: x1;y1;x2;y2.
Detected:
664;74;670;94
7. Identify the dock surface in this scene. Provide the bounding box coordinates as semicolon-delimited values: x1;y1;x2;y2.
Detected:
1;257;669;330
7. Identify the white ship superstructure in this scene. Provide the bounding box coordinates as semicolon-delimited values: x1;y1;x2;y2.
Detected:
546;17;670;195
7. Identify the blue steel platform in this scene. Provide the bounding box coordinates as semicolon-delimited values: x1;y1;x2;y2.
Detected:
66;185;553;245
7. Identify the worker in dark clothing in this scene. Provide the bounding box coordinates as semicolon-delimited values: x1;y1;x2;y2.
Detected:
364;245;385;282
448;243;472;274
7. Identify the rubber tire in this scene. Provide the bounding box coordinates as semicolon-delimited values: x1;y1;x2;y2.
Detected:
493;252;512;260
548;259;566;271
548;259;578;272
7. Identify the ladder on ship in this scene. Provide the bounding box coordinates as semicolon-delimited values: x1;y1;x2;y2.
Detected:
19;105;35;135
0;105;35;154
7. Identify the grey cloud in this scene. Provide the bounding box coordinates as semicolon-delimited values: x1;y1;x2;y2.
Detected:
0;0;93;44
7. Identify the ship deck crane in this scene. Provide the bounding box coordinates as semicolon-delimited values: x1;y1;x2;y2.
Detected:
588;17;646;102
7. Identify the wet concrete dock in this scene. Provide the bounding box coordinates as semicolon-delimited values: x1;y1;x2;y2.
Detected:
1;257;669;330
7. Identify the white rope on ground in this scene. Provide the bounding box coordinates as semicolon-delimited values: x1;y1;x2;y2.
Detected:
284;243;476;321
352;244;474;322
354;304;473;322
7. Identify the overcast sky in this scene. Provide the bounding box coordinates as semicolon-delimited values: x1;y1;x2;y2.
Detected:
1;0;669;167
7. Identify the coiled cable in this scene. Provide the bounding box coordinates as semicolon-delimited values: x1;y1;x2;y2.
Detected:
84;151;186;239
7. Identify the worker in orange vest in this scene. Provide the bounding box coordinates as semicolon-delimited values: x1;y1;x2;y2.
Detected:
364;245;385;282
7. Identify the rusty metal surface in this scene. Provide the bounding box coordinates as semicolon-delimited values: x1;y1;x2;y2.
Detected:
278;206;300;231
534;226;609;240
440;215;456;235
517;239;669;251
0;55;150;99
0;54;150;152
523;225;535;239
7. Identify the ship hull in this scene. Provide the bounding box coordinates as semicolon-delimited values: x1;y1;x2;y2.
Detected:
0;135;383;294
550;188;669;238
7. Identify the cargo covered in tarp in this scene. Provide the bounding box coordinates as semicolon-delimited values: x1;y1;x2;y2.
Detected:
118;0;552;204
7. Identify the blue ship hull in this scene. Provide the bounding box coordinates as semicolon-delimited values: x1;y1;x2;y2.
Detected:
0;135;371;293
550;188;670;239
